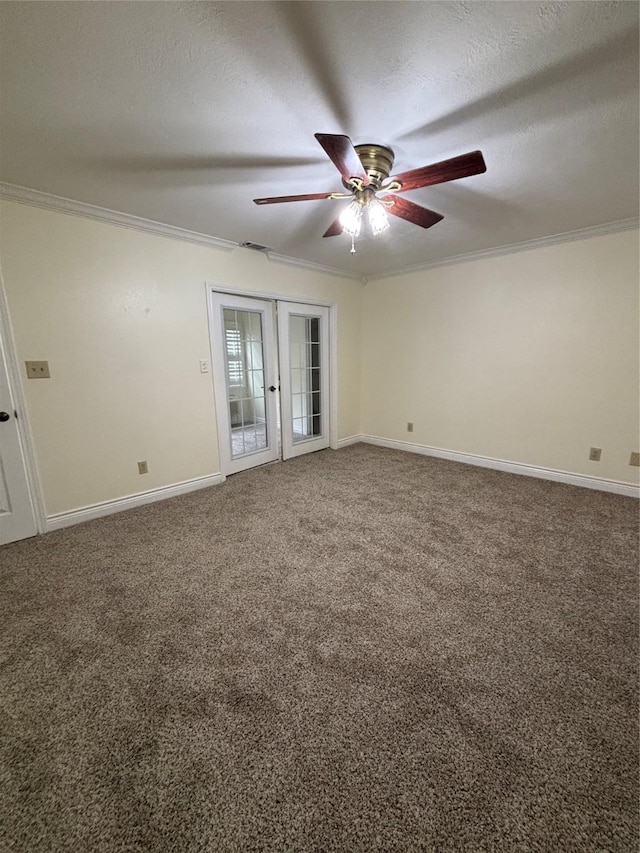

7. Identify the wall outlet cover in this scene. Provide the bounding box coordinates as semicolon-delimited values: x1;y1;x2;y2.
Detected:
589;447;602;462
630;452;640;467
25;360;50;379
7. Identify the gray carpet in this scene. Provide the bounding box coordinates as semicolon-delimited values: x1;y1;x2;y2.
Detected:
1;443;638;852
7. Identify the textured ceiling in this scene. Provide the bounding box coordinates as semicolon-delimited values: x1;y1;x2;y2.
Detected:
0;1;638;277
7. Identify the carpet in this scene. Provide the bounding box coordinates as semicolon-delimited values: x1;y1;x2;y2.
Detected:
1;443;638;851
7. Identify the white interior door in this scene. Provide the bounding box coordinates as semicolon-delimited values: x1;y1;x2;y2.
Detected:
277;302;330;460
0;335;37;545
209;292;280;475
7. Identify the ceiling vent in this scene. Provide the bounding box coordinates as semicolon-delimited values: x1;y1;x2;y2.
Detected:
240;241;270;252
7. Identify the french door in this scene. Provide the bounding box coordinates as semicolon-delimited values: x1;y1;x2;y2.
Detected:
209;293;280;475
209;292;331;475
277;302;330;459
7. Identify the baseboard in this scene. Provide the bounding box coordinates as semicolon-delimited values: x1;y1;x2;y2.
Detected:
46;473;226;531
357;435;640;498
336;435;363;449
45;438;638;533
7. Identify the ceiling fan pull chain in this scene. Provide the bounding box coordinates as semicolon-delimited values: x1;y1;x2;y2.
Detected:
350;235;356;255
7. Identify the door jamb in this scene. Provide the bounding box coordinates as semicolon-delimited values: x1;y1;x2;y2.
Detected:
0;269;47;533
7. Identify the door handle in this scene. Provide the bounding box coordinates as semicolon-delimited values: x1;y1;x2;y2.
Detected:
0;411;10;422
268;386;277;392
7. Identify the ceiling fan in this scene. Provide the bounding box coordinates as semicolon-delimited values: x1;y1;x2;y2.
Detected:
254;133;486;252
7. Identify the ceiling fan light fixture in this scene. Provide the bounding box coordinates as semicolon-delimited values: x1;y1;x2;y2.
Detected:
368;198;390;236
339;199;363;237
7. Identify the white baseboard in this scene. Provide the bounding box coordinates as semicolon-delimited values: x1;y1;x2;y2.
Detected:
336;435;363;449
354;435;640;498
46;472;226;531
45;437;638;533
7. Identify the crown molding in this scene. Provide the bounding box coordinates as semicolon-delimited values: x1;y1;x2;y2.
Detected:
0;182;238;251
366;217;640;281
0;182;364;282
266;250;362;281
2;182;637;284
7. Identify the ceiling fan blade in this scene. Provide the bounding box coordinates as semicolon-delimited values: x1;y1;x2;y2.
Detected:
315;133;369;186
390;150;486;193
322;215;344;238
385;195;444;229
254;192;337;205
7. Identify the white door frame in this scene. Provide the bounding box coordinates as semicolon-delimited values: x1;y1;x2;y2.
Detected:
208;291;281;475
206;283;338;473
277;301;331;460
0;271;46;538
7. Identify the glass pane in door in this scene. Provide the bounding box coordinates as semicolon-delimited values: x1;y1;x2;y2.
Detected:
288;315;322;443
223;308;268;457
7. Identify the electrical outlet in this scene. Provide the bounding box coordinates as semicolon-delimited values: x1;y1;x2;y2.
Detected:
25;360;50;379
630;452;640;467
407;422;414;433
589;447;602;462
199;359;209;374
137;460;148;475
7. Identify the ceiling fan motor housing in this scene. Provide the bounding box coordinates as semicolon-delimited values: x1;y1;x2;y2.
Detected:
346;144;395;189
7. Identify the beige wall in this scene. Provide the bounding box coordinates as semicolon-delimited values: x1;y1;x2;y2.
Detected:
0;201;363;515
362;229;639;485
1;199;637;521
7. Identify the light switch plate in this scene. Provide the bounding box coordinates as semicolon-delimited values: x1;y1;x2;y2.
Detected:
25;360;50;379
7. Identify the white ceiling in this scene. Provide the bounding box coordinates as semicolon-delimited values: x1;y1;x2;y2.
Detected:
1;1;638;278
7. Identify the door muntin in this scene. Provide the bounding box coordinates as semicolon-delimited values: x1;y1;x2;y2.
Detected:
222;307;269;459
288;314;323;443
